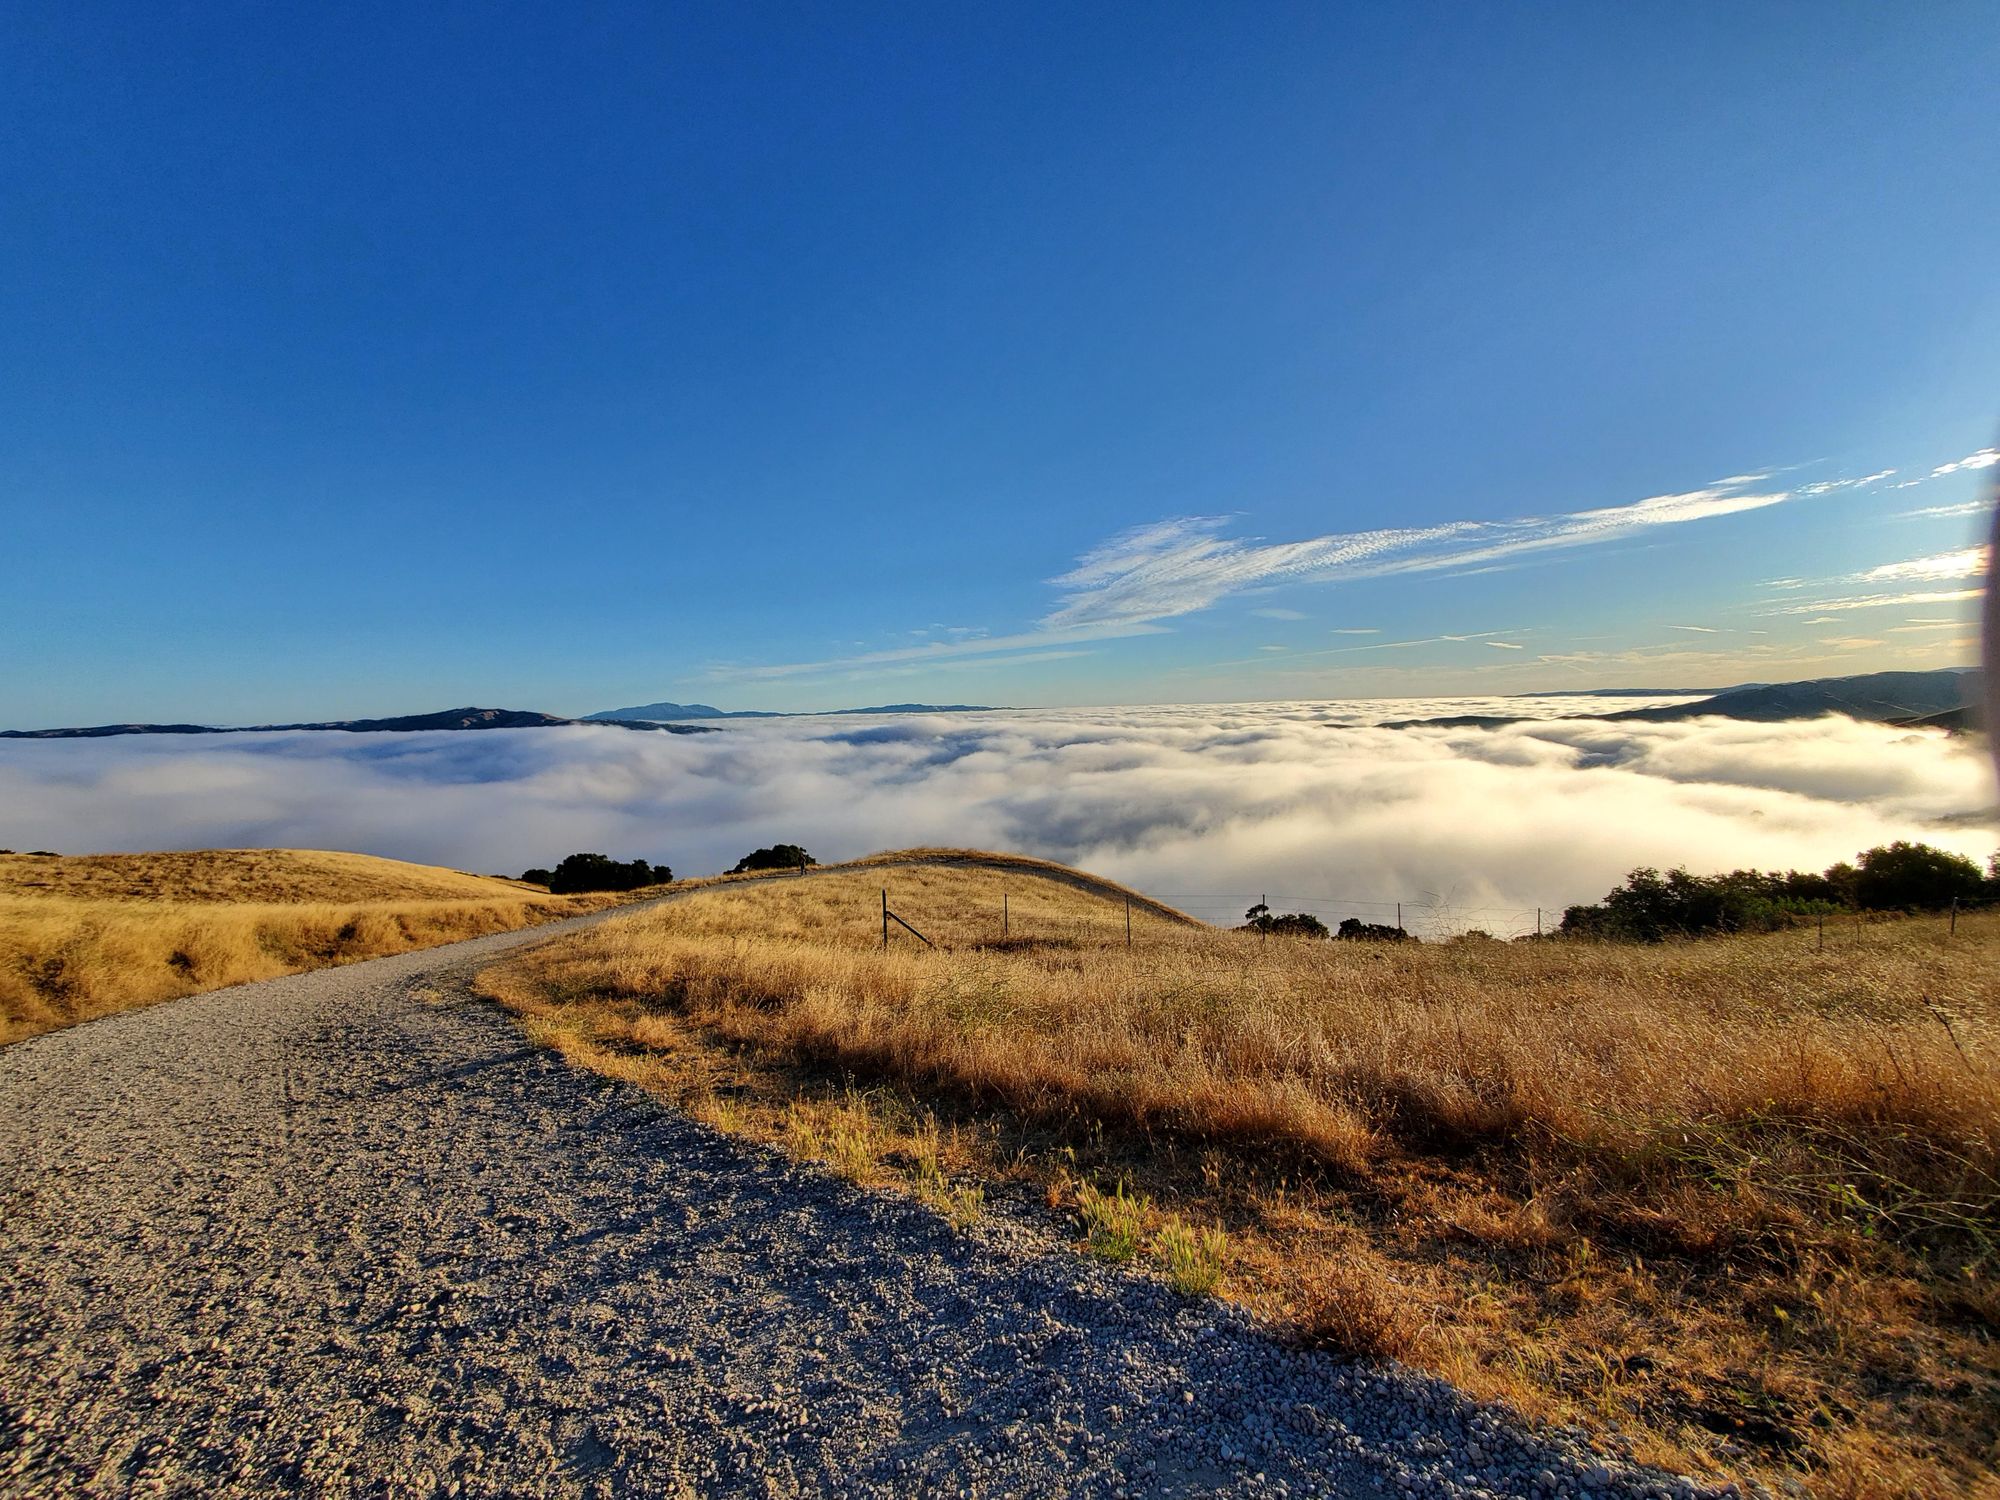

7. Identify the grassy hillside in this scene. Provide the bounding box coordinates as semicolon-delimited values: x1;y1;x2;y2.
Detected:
483;851;2000;1500
0;848;641;1044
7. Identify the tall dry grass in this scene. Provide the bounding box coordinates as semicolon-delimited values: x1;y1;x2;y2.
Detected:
513;866;1999;1231
0;849;631;1044
489;857;2000;1498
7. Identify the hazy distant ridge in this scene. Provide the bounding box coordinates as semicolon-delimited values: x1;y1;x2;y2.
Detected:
583;700;1001;722
0;707;714;739
1384;668;1981;732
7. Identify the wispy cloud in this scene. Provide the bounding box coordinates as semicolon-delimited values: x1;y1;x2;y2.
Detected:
1330;627;1380;635
711;454;1949;687
1044;476;1801;630
1901;499;1991;520
707;621;1158;682
1797;469;1895;496
1930;447;1999;478
1667;624;1720;634
1856;546;1988;584
1761;588;1984;616
1485;641;1524;650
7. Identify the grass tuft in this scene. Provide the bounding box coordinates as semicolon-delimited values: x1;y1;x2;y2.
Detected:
1075;1179;1150;1263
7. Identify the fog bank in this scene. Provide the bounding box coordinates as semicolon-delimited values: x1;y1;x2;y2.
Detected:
1;701;1991;937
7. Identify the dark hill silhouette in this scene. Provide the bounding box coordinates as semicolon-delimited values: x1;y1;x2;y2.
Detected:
1;707;713;739
1382;669;1979;732
584;700;1000;722
1598;669;1978;725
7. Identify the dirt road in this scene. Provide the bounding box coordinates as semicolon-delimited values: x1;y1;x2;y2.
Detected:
0;899;1710;1499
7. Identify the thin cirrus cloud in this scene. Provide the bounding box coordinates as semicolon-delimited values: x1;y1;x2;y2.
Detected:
1760;588;1983;616
711;463;1897;684
1855;546;1988;584
1042;477;1803;630
1753;545;1988;617
1901;499;1992;521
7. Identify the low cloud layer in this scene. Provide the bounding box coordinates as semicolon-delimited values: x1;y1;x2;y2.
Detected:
1;704;1991;937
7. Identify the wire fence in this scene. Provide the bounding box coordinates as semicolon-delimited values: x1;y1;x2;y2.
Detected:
1142;890;1560;942
868;867;1994;952
873;881;1564;949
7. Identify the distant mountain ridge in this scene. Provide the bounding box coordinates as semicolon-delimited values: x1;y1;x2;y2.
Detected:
1383;668;1981;732
0;707;715;740
1597;669;1980;726
583;700;1001;722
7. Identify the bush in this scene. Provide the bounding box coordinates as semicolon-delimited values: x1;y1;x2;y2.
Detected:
1562;841;1993;940
732;844;816;874
541;853;671;894
1854;840;1988;912
1336;917;1412;943
520;867;552;886
1241;903;1330;938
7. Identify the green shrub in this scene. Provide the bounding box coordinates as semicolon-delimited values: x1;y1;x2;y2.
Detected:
543;852;670;894
732;844;817;874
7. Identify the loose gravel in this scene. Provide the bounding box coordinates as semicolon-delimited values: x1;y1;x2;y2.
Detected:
0;903;1741;1499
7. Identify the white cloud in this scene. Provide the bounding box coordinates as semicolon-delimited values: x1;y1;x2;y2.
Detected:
1901;499;1992;520
1797;469;1895;496
2;711;1988;936
1250;608;1309;621
1930;448;2000;478
1041;476;1806;631
1667;625;1720;634
1485;641;1524;650
1762;588;1984;616
1330;627;1380;635
1856;546;1988;584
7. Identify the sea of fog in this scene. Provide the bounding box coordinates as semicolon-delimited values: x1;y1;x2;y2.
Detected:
2;697;1993;937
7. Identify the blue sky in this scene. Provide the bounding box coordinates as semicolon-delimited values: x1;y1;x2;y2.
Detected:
2;2;1995;724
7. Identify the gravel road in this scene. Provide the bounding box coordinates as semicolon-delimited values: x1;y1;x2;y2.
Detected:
1;901;1731;1500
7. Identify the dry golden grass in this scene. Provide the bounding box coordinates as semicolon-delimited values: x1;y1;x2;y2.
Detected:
0;848;641;1044
486;853;2000;1498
